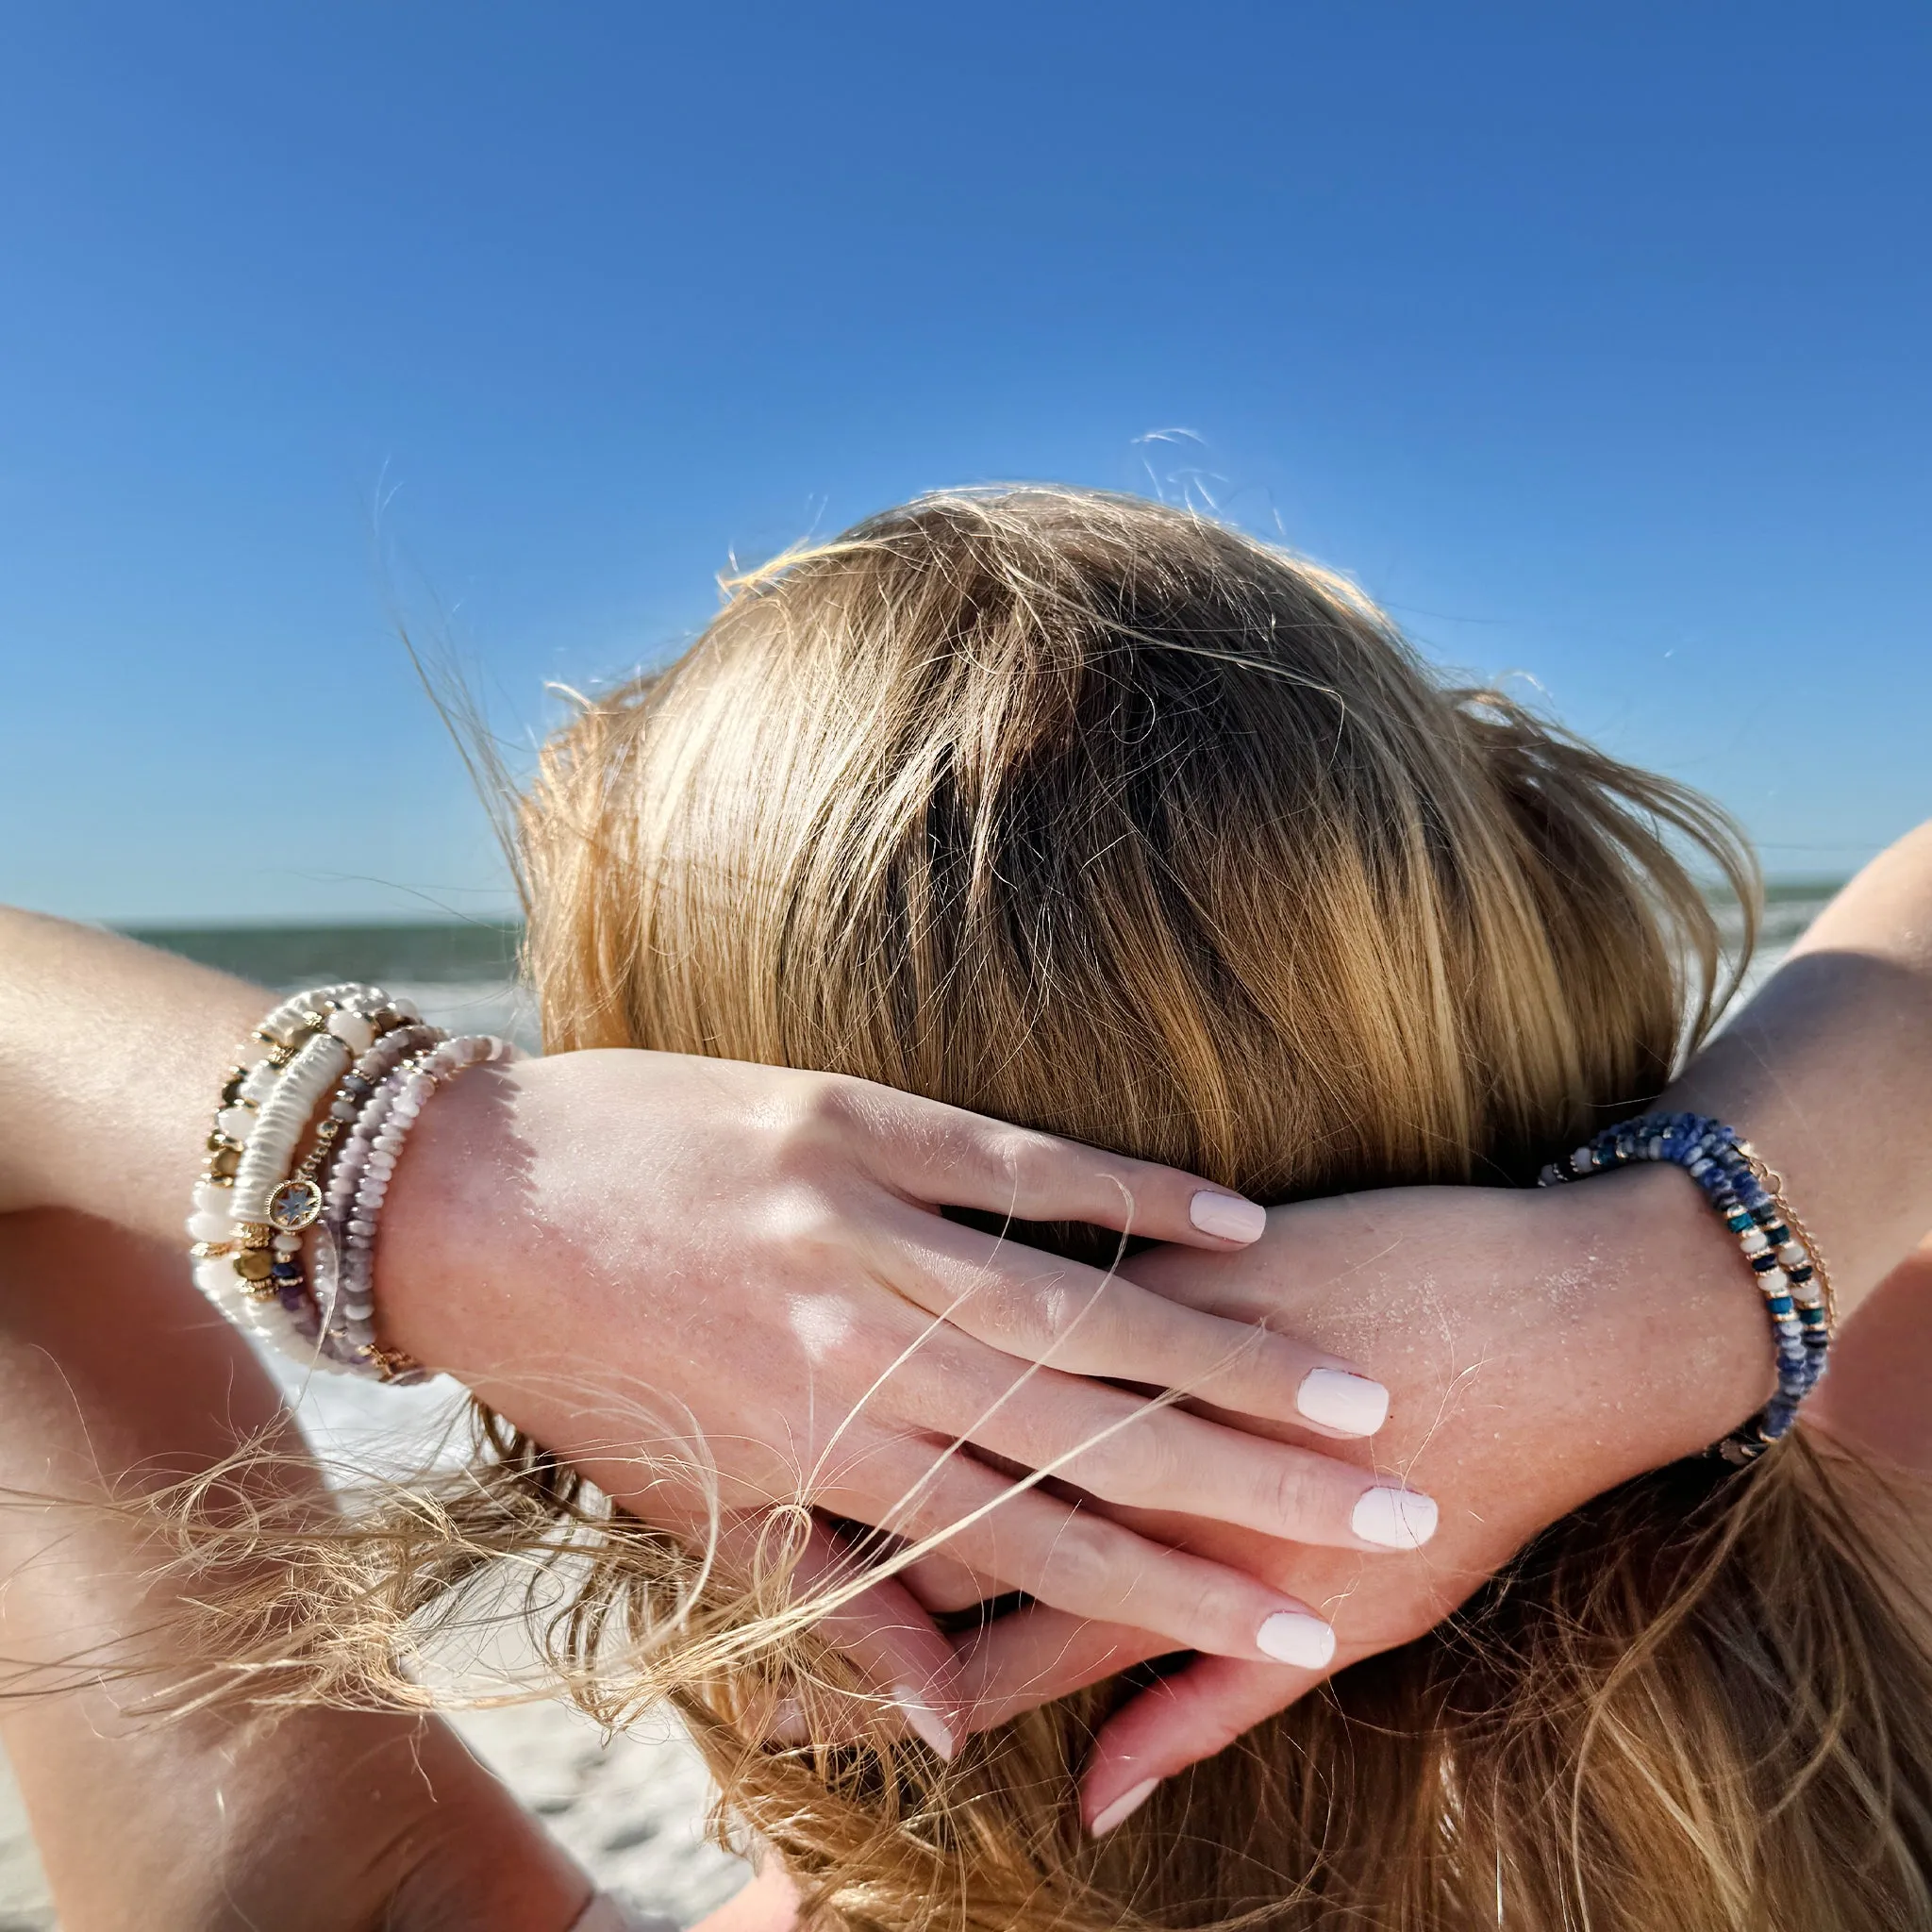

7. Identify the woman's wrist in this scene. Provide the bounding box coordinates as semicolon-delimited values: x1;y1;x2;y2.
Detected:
369;1049;527;1380
372;1052;610;1416
1567;1163;1775;1474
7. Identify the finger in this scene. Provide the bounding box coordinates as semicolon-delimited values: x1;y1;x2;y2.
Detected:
794;1604;1167;1754
862;1088;1268;1247
897;1547;1011;1613
953;1606;1167;1731
908;1346;1436;1553
658;1508;969;1758
1080;1654;1337;1834
880;1204;1390;1437
806;1511;1010;1614
777;1520;968;1760
818;1444;1338;1668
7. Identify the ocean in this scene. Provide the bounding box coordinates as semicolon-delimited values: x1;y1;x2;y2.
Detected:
125;882;1842;1040
122;917;539;1048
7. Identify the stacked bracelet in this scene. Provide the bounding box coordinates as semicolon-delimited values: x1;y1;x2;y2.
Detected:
1538;1111;1835;1464
186;985;511;1381
188;984;403;1355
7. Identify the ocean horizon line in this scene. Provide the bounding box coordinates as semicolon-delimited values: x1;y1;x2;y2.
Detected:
119;876;1845;991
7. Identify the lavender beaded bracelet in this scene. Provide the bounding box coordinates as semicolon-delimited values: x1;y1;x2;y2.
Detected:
309;1031;518;1380
272;1018;450;1373
1538;1112;1836;1464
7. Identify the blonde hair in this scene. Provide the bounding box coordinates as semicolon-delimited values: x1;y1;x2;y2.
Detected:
220;490;1932;1927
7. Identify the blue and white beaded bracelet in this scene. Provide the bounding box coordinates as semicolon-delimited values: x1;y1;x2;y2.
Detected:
1538;1112;1836;1465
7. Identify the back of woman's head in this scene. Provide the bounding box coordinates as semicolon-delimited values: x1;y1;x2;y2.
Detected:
525;486;1725;1197
397;491;1932;1928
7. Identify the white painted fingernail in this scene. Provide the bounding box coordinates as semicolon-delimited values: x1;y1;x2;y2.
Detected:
1189;1190;1267;1242
1256;1609;1337;1667
891;1687;956;1761
1295;1367;1390;1436
1090;1776;1158;1836
1351;1484;1439;1550
767;1697;808;1743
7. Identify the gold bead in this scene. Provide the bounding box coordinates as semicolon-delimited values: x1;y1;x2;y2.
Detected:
234;1250;274;1282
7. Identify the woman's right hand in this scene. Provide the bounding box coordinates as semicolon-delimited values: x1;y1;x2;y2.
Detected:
951;1166;1774;1814
380;1048;1425;1716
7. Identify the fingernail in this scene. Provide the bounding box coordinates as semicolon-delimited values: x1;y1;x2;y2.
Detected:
1351;1484;1439;1550
1090;1776;1158;1836
891;1686;956;1761
1256;1609;1337;1667
1295;1367;1390;1436
1189;1190;1267;1242
767;1696;808;1744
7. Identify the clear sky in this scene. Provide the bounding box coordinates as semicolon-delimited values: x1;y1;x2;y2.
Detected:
2;3;1926;923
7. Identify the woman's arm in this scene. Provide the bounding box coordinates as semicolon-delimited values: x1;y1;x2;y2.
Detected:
0;1208;593;1931
0;911;264;1232
1670;818;1932;1319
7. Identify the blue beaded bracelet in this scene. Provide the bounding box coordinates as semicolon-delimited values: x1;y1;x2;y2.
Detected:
1538;1112;1836;1465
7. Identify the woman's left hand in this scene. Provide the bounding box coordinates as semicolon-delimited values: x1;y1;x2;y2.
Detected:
949;1166;1773;1827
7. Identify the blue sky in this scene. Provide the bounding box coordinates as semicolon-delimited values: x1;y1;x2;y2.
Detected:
2;3;1926;922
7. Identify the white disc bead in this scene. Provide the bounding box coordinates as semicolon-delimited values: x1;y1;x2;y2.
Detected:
192;1257;240;1303
326;1008;377;1053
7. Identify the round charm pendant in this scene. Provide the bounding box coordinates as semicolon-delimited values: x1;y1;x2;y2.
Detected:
266;1177;324;1232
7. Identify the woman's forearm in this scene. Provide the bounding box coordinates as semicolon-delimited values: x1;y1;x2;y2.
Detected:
0;909;1384;1710
0;908;263;1236
1666;819;1932;1317
1581;823;1932;1467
